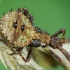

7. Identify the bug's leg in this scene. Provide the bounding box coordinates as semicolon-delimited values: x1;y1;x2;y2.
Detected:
16;47;23;51
26;47;32;62
59;38;70;44
0;38;20;55
49;50;62;62
58;46;70;61
51;28;66;39
52;29;70;43
49;50;67;67
64;38;70;43
11;46;32;62
10;47;23;55
19;47;32;62
50;41;70;61
61;29;66;39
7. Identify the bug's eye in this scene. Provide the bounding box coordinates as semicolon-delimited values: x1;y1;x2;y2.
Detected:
21;25;25;31
13;22;17;28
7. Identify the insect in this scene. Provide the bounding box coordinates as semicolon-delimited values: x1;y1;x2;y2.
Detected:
0;7;70;62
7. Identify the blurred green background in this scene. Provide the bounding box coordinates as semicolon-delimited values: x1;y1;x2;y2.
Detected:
0;0;70;70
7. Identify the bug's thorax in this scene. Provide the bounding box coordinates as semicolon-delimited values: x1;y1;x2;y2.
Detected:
33;29;50;46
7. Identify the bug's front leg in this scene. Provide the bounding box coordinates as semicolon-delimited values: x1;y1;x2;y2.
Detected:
0;31;32;62
19;47;32;62
21;38;44;62
10;47;23;55
25;47;32;62
10;46;32;62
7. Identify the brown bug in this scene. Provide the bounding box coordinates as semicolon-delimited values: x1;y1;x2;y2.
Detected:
0;7;70;62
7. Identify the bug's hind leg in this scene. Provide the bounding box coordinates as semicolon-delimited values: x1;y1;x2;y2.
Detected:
10;46;32;62
49;29;70;61
51;28;66;39
52;28;70;43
